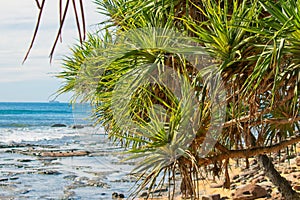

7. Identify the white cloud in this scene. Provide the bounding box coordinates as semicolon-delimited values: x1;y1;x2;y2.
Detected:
0;0;102;101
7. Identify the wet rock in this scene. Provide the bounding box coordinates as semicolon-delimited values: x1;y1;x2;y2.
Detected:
74;176;89;182
40;150;89;157
112;192;125;199
51;124;67;127
63;190;75;199
87;179;110;188
37;157;57;162
17;159;33;162
232;184;268;200
63;175;78;181
71;125;84;129
20;189;30;194
0;177;9;182
112;192;118;198
38;170;62;175
9;176;19;180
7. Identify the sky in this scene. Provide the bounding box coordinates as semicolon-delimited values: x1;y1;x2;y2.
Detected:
0;1;102;102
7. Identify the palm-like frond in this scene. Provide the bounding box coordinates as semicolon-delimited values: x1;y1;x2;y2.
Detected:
57;0;300;199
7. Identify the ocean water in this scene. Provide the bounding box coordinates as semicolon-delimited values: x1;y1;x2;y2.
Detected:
0;102;138;199
0;102;94;143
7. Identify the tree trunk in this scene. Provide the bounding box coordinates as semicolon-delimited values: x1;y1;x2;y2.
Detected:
258;154;300;200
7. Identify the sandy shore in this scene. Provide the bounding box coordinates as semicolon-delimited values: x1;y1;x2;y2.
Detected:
137;143;300;200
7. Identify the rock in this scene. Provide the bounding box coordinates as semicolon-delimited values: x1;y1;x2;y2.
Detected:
63;190;75;199
250;165;260;171
240;169;256;178
250;159;257;166
17;159;32;162
20;190;30;194
87;179;110;188
51;124;67;127
153;188;168;193
210;183;223;188
296;157;300;166
140;191;148;197
63;175;78;180
0;177;9;182
287;154;296;159
293;185;300;191
202;194;221;200
9;176;19;180
71;125;84;129
38;170;62;175
293;173;300;179
112;192;125;199
232;184;268;200
233;175;239;180
40;150;89;157
231;184;237;190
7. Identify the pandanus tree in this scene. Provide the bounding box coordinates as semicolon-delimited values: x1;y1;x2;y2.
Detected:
27;0;300;199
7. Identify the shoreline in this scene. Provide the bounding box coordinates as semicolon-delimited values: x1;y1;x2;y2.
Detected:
0;127;299;199
0;129;136;199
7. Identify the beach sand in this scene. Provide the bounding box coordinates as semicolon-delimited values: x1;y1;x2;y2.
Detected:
138;143;300;200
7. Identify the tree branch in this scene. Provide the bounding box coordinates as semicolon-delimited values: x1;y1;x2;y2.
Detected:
263;116;300;125
198;132;300;165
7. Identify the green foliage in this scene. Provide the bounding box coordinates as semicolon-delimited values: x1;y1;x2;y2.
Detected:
57;0;300;198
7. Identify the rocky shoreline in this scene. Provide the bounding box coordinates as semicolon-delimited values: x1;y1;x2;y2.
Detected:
136;144;300;200
0;131;136;200
1;130;299;199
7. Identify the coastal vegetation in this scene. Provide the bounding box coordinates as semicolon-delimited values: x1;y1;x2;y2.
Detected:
27;0;300;199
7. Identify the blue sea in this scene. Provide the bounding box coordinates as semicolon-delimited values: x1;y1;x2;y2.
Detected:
0;102;136;199
0;102;94;143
